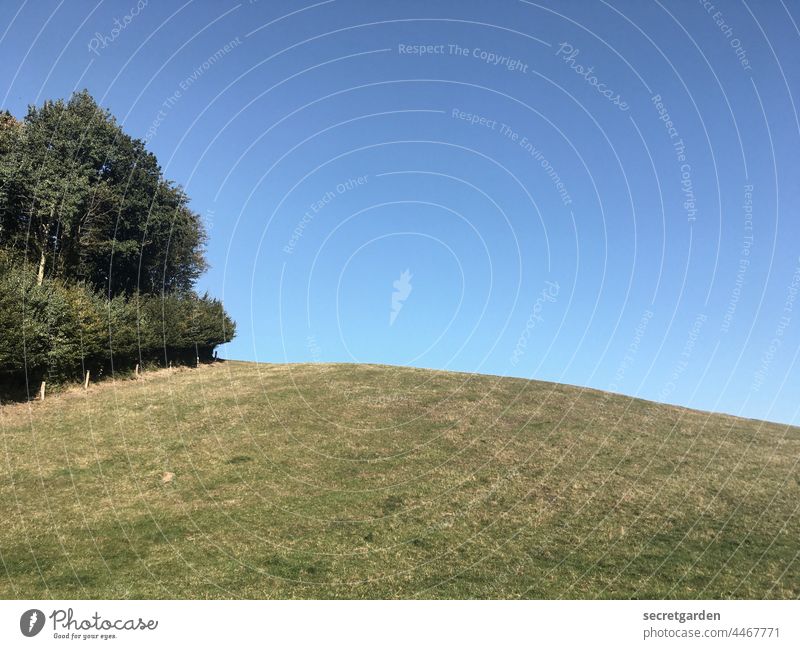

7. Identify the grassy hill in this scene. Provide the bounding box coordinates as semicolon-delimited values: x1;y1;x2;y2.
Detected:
1;361;798;599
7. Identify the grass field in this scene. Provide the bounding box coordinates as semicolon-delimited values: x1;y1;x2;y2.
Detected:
1;361;798;599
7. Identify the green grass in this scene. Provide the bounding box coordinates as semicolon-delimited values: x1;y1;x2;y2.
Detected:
1;361;798;599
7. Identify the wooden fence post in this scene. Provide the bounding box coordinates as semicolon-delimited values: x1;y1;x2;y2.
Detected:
84;370;90;389
39;381;46;401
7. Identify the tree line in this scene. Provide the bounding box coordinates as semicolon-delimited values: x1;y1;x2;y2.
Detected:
0;91;235;397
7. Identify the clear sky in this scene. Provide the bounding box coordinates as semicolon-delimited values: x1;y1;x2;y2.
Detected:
2;0;799;426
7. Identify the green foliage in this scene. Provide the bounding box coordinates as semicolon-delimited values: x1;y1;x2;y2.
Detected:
0;91;235;396
0;255;49;375
0;90;207;294
0;253;235;392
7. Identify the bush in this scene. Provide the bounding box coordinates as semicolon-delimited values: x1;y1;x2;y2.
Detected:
0;253;235;397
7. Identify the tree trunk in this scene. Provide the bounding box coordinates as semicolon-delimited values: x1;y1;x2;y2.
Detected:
36;215;51;286
36;246;46;285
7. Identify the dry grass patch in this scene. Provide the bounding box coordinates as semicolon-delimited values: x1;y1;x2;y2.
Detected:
1;361;798;599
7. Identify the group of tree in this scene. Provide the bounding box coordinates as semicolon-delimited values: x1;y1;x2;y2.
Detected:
0;91;235;397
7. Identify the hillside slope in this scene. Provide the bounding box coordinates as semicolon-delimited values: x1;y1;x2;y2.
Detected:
1;361;798;599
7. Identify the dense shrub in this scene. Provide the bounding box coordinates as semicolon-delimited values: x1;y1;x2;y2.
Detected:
0;253;235;396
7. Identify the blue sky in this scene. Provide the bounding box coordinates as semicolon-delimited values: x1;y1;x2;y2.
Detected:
2;0;799;425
